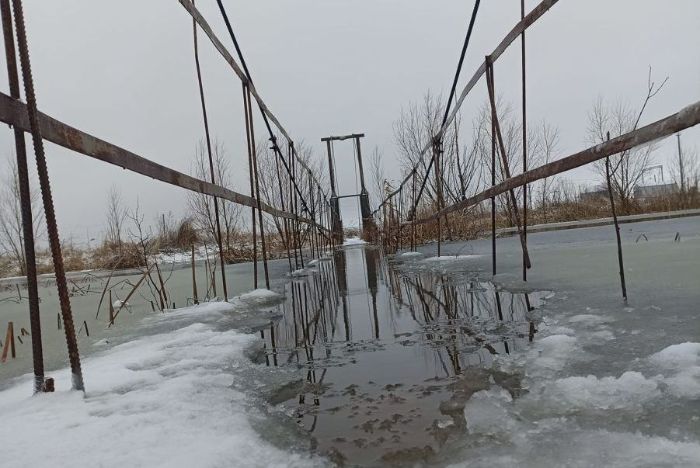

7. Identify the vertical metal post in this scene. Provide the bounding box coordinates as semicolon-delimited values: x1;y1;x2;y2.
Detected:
325;140;343;244
411;170;417;251
490;64;497;276
677;133;685;206
485;56;531;269
521;0;528;282
292;143;304;268
191;244;198;305
1;0;43;393
355;136;367;194
242;84;259;288
273;139;293;272
606;132;627;301
246;86;270;289
11;0;84;391
192;4;228;299
433;139;443;257
288;142;300;268
308;170;316;259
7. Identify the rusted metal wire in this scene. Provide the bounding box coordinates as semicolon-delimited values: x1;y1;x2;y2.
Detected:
192;1;228;300
375;0;559;215
11;0;84;391
212;0;318;218
1;0;43;393
179;0;327;203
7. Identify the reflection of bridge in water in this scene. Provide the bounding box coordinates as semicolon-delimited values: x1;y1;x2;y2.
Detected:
261;244;544;463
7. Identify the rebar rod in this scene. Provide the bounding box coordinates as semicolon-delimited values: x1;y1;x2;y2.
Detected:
0;0;43;393
11;0;83;391
192;2;228;299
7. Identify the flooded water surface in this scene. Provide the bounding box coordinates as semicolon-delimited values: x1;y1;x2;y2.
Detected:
262;246;549;465
2;216;699;467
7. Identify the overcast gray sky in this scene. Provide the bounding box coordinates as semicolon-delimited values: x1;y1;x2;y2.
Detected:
1;0;698;243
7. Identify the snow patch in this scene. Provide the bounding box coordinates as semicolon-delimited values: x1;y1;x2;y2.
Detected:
649;342;700;370
530;334;578;372
238;288;284;306
568;313;611;326
542;371;660;410
649;342;700;400
400;251;424;259
0;303;321;468
464;387;517;435
423;255;479;263
343;237;367;246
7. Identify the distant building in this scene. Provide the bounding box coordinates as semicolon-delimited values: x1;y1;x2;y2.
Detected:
580;186;608;203
633;183;678;201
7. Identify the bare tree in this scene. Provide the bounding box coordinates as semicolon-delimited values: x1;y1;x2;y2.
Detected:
473;98;529;223
535;122;559;221
104;185;126;251
393;91;456;207
671;134;699;207
255;138;327;248
187;140;242;255
369;146;386;208
587;68;668;212
0;156;44;275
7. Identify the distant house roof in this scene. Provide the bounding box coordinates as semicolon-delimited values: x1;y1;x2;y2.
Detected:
634;183;678;199
580;187;608;201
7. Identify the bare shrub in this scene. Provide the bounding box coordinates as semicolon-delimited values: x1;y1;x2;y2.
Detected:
0;156;44;276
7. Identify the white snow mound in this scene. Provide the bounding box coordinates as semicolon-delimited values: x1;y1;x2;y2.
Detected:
0;302;320;468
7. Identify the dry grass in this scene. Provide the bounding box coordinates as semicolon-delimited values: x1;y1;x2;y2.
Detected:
379;192;700;251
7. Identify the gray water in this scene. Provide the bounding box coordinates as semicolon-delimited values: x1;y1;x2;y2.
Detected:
252;217;700;466
1;216;699;467
0;256;291;386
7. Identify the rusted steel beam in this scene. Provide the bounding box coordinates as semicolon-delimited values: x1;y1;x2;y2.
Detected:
374;0;559;214
0;91;310;223
321;133;365;142
411;100;700;225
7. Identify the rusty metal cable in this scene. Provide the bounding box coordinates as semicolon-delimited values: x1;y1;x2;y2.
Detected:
11;0;84;391
214;0;316;218
410;0;481;221
442;0;481;128
192;0;228;299
0;0;44;393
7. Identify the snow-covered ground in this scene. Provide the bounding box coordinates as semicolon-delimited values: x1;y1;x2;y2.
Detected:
448;315;700;467
0;300;323;468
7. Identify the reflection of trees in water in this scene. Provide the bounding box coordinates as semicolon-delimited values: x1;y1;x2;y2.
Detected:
263;247;539;419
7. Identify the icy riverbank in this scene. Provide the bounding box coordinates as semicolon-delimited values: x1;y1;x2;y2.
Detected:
0;301;324;468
